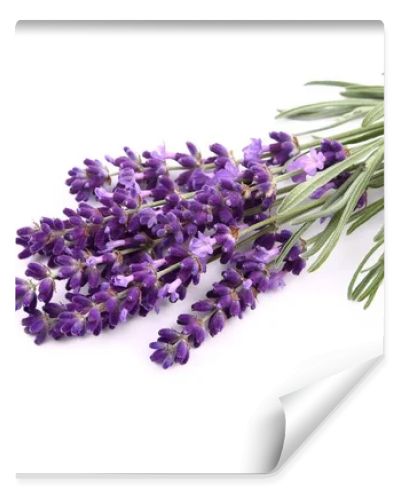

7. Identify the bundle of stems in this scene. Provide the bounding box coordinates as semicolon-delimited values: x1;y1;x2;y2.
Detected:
276;80;384;308
15;80;384;368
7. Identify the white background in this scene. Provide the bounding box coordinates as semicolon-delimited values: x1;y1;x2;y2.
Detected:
1;2;399;499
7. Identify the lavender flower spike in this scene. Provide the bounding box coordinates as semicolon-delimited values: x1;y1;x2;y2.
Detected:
66;159;111;202
150;229;306;368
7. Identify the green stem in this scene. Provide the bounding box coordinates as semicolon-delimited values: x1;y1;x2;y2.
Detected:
108;162;217;177
294;109;370;137
299;123;384;150
239;196;329;239
275;168;305;182
157;262;181;278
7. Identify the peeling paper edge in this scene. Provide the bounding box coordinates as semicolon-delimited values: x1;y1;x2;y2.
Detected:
263;354;383;473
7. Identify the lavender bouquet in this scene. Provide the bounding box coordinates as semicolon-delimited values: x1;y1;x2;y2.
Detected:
15;81;384;368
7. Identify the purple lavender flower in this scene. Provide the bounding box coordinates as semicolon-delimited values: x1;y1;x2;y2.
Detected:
143;144;176;162
195;179;244;225
151;212;184;244
318;139;348;168
25;262;49;280
117;161;140;189
158;279;183;303
306;140;348;197
267;132;298;166
106;146;138;166
208;310;226;336
38;278;55;303
189;232;216;260
356;191;368;210
177;314;206;347
308;140;367;210
18;218;68;257
212;224;238;264
151;175;176;201
282;245;306;275
15;278;37;311
286;148;325;183
176;142;240;191
149;329;190;368
21;309;50;345
175;142;206;190
21;263;57;303
242;138;269;163
208;143;239;175
66;159;111;202
119;287;141;322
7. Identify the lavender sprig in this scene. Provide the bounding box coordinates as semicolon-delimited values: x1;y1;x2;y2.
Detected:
16;133;383;347
149;229;305;368
15;80;384;366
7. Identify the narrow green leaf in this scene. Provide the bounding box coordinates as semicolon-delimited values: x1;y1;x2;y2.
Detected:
350;137;383;154
368;175;384;188
363;270;384;309
374;227;384;242
303;213;341;258
361;258;383;275
363;289;378;309
346;85;383;92
300;170;362;251
301;122;383;150
278;143;380;214
356;267;384;302
351;266;381;301
347;198;384;234
362;102;384;128
308;147;384;272
276;99;379;120
292;195;349;224
339;127;384;145
347;240;384;300
277;198;328;224
281;107;358;121
291;170;361;224
340;87;384;99
294;109;369;137
275;222;312;267
305;80;363;88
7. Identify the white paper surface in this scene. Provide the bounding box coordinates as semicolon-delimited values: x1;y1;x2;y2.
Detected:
13;21;384;474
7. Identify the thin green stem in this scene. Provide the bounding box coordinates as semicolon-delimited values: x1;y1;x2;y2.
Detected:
108;162;217;177
275;168;305;182
294;109;369;137
157;262;181;278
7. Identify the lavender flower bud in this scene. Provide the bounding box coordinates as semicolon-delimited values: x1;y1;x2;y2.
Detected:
208;310;226;336
268;132;298;166
209;143;229;157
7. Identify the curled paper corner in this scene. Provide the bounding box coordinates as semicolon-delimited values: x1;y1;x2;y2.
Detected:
266;354;383;473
